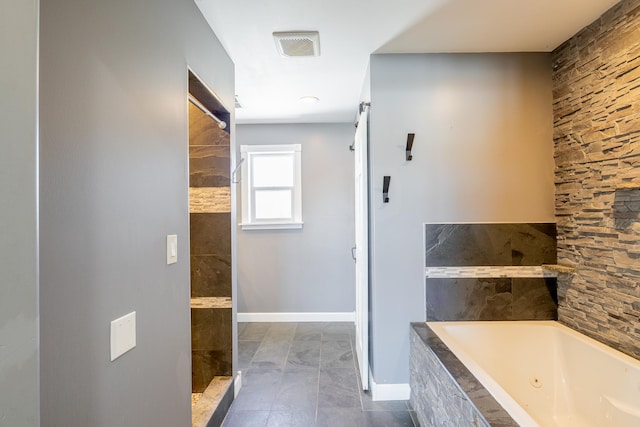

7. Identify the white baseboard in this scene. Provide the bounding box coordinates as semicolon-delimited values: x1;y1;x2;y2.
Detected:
237;312;355;323
370;375;411;401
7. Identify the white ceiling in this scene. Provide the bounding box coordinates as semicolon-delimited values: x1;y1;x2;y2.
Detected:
195;0;620;124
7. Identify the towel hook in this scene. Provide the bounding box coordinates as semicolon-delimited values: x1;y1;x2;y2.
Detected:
406;133;415;161
383;176;391;203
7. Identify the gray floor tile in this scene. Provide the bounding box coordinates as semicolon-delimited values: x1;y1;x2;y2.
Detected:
320;340;354;369
229;384;277;411
317;407;366;427
271;380;318;412
364;410;416;426
286;340;321;368
265;323;297;340
323;322;353;332
293;330;322;341
281;367;319;383
360;391;409;411
242;367;283;387
409;411;421;427
295;322;328;332
237;322;248;337
266;410;316;427
318;368;361;408
238;341;261;370
223;410;270;427
250;340;291;369
239;323;271;341
322;331;352;341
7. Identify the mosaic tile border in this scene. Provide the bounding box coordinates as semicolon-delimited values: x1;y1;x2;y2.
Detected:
190;297;232;309
189;187;231;213
425;266;560;278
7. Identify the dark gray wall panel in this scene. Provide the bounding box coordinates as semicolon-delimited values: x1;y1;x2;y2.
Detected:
425;223;556;267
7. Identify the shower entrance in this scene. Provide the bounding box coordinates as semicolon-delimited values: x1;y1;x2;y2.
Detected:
187;70;234;427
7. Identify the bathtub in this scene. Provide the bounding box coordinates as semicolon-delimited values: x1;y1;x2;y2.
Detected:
425;321;640;427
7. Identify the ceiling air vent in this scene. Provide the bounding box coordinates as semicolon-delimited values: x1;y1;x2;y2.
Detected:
273;31;320;57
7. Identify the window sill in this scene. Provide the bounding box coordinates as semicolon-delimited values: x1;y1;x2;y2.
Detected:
240;222;303;231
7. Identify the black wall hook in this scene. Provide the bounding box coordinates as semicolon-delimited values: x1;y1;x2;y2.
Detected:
406;133;415;161
383;176;391;203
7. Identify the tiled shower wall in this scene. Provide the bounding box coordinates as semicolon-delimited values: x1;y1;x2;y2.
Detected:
552;0;640;360
189;102;232;392
425;224;557;321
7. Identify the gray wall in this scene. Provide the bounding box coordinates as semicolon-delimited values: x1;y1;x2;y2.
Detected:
39;0;234;425
236;124;355;314
367;53;555;385
0;0;40;425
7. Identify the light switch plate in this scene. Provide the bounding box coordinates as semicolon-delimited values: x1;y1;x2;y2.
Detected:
167;234;177;265
110;311;136;361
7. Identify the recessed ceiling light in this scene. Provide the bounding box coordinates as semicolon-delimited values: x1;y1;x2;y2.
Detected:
299;96;319;104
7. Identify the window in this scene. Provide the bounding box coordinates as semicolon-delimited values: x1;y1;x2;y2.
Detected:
240;144;302;229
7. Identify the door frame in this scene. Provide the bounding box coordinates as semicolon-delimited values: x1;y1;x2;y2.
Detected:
353;104;370;391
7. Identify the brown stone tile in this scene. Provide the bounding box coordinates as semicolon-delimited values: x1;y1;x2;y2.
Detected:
192;350;233;392
190;213;231;256
189;102;230;147
191;307;232;351
189;145;230;187
191;255;232;297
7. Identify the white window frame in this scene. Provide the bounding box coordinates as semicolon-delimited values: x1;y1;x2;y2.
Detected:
240;144;303;230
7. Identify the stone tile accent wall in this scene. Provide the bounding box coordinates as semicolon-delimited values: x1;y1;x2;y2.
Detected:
552;0;640;359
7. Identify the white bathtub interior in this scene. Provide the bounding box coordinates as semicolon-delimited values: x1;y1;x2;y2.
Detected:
427;321;640;427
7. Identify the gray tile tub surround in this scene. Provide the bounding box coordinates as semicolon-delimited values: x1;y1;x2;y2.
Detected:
424;223;558;322
425;223;557;267
426;277;558;321
409;323;517;427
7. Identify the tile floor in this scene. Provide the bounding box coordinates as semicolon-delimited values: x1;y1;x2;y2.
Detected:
222;322;419;427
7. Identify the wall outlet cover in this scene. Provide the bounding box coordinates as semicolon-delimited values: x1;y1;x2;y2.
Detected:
110;311;136;361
